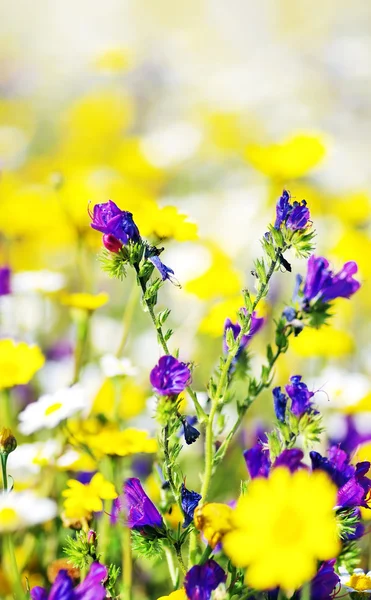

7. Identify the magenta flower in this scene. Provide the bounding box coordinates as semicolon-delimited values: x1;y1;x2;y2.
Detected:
303;255;360;304
150;355;191;396
89;200;140;245
31;562;107;600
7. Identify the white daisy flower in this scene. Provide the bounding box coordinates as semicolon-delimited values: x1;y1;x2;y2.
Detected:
100;354;138;378
18;385;88;435
339;566;371;594
0;492;57;532
7;440;62;481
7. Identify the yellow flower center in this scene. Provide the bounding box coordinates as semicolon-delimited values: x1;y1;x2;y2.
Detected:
273;507;304;546
0;507;18;526
348;573;371;592
45;402;63;416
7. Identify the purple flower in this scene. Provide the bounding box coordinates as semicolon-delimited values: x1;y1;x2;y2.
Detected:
181;483;202;528
273;448;306;472
310;447;371;509
31;562;107;600
285;375;314;418
0;266;11;296
244;443;271;479
273;387;287;423
274;190;310;231
89;200;140;245
148;255;176;283
303;255;360;304
150;355;191;396
330;415;371;455
223;310;265;355
119;478;164;533
182;416;200;445
303;560;339;600
184;559;226;600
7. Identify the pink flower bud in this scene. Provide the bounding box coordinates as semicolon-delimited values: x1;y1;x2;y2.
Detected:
103;234;123;253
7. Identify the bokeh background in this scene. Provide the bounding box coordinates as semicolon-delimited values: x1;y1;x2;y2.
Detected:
1;0;371;596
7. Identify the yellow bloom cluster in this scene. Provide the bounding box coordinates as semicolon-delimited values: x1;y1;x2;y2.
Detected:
0;340;45;389
62;473;117;520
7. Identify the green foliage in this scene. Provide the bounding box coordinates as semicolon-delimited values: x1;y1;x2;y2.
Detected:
131;530;165;560
63;531;100;570
106;564;121;598
99;248;128;280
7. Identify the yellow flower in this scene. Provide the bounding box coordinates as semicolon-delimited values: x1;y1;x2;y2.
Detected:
60;292;109;311
185;244;243;300
347;572;371;592
223;468;340;592
145;205;198;241
0;340;45;389
245;133;326;180
194;503;234;548
289;325;353;358
157;591;186;600
164;504;184;529
199;296;267;337
92;47;133;73
62;473;117;520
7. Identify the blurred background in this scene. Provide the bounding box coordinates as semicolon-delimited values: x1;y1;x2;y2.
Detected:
1;0;371;595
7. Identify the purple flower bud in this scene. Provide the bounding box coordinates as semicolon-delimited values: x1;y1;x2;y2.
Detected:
182;416;200;445
102;233;123;253
184;559;226;600
0;266;11;296
274;190;310;231
223;310;265;355
303;255;360;304
309;560;339;600
148;255;177;283
273;448;306;472
285;375;314;418
244;443;270;479
121;477;164;532
31;562;107;600
150;355;191;396
89;200;140;244
181;483;201;528
272;387;287;423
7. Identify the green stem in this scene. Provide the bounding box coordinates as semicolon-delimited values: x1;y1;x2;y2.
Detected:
122;526;132;600
1;453;8;491
200;253;280;504
1;389;14;429
4;534;25;599
164;545;178;588
163;425;182;512
72;312;91;384
116;284;140;357
174;544;186;575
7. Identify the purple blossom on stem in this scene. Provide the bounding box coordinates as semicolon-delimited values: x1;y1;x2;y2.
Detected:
285;375;315;418
244;445;305;479
89;200;140;245
223;310;265;355
117;477;164;532
330;415;371;455
150;355;191;396
182;416;200;445
184;559;226;600
148;254;177;284
181;483;202;528
30;562;107;600
272;387;287;423
303;255;360;304
274;190;310;231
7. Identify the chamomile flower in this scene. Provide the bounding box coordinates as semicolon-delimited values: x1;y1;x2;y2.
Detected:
339;566;371;594
0;492;57;532
7;440;62;481
100;354;138;378
18;385;89;435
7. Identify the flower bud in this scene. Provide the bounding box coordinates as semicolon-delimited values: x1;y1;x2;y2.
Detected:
87;529;97;544
103;233;123;253
0;428;17;455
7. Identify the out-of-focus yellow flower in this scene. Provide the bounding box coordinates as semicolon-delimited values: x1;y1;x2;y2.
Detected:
194;503;234;548
145;205;198;241
290;325;353;358
245;133;326;180
340;393;371;415
199;296;268;337
157;590;186;600
60;292;109;311
92;379;116;418
164;504;183;529
68;420;157;458
331;229;371;278
185;245;243;300
118;379;147;420
62;473;117;520
329;192;371;226
92;47;133;73
223;468;339;591
112;138;165;187
57;449;96;473
0;340;45;389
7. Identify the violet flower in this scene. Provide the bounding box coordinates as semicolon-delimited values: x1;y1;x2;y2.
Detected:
31;562;107;600
303;255;360;304
184;559;226;600
330;415;371;455
275;190;310;231
150;355;191;396
182;416;200;445
181;483;202;528
117;478;164;534
310;447;371;509
223;310;265;355
0;266;11;296
244;445;305;479
89;200;140;245
285;375;315;419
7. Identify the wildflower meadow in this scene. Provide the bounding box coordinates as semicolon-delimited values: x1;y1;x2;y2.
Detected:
1;3;371;599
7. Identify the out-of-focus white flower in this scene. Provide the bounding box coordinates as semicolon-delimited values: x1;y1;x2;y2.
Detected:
309;367;370;409
141;122;202;167
0;492;57;532
100;354;138;378
18;385;88;435
339;566;371;593
12;270;66;294
7;440;62;481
